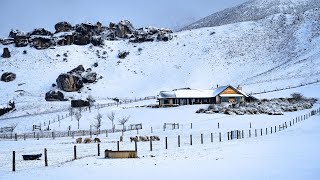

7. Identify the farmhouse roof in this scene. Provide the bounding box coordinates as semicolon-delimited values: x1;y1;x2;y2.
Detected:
158;85;248;99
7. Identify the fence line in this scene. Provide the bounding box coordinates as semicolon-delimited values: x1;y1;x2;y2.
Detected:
250;80;320;95
6;107;320;172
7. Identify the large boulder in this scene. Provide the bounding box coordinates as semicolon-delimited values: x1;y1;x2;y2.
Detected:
54;22;72;33
1;72;16;82
1;48;11;58
30;37;53;49
110;20;135;38
73;33;91;45
56;73;83;92
14;35;29;47
68;65;85;74
45;90;66;101
30;28;53;36
82;72;97;83
71;99;90;107
9;29;26;38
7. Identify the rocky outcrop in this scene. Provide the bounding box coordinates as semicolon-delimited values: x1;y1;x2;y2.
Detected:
55;22;72;33
1;72;16;82
1;48;11;58
45;90;66;101
1;20;173;48
56;73;83;92
71;99;90;107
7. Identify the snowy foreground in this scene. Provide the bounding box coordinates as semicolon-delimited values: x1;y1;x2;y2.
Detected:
1;104;320;180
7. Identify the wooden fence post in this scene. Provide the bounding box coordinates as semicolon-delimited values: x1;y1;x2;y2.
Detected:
150;139;153;151
249;130;251;138
279;125;281;131
98;143;100;156
275;126;277;133
242;130;244;138
12;151;15;172
190;135;192;145
44;148;48;166
271;127;273;134
219;132;221;142
201;134;203;144
285;122;287;128
255;129;257;137
290;121;292;127
74;145;77;160
135;141;137;152
230;131;233;140
211;133;213;143
151;127;153;133
227;132;230;140
178;135;180;147
218;122;220;129
15;134;17;141
261;129;263;136
117;141;120;151
266;128;267;135
165;137;168;149
191;123;192;129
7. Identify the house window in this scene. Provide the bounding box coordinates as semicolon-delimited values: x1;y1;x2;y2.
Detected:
221;97;229;102
235;97;241;102
164;99;169;104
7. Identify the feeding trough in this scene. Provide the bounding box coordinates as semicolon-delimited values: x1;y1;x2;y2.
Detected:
22;154;42;160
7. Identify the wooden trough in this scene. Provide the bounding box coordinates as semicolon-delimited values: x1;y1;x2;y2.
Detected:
104;150;137;159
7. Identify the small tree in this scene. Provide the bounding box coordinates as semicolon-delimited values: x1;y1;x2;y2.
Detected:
92;112;103;133
10;123;18;131
118;116;130;131
107;111;115;132
75;109;82;129
291;93;304;101
69;107;74;121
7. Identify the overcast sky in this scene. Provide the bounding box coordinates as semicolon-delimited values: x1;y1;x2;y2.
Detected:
0;0;247;37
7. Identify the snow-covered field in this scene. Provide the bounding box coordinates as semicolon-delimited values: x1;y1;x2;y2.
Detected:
0;103;319;180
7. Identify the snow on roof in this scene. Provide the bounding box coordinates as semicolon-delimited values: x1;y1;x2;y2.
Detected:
159;85;249;99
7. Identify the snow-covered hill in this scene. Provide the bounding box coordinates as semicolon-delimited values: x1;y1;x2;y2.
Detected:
181;0;320;31
1;0;320;128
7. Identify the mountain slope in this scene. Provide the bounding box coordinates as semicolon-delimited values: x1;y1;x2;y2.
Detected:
1;4;320;122
181;0;320;31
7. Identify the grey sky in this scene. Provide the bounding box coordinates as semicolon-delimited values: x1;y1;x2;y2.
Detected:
0;0;247;37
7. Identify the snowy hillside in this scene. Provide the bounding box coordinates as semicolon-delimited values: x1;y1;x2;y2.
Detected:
181;0;320;31
2;7;320;102
1;0;320;132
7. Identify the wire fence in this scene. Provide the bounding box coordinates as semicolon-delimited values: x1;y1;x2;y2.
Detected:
4;107;319;172
250;80;320;95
